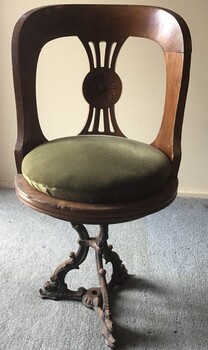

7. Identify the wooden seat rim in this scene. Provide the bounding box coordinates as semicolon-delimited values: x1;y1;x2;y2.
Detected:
15;174;178;225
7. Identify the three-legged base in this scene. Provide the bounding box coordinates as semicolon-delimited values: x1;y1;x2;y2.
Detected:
39;224;128;348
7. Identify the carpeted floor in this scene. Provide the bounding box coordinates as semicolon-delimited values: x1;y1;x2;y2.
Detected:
0;188;208;350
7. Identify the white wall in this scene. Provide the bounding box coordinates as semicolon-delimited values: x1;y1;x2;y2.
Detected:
1;0;208;196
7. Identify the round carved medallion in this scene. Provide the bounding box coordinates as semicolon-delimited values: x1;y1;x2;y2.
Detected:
83;68;122;109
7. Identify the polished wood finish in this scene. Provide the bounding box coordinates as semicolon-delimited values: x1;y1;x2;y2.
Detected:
15;174;178;224
12;5;191;348
12;5;191;224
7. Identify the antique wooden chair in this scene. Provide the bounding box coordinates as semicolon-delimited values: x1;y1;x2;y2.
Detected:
12;5;191;348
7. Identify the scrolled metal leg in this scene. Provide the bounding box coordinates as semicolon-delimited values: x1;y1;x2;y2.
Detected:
81;225;128;348
94;254;116;348
39;223;89;301
40;223;128;349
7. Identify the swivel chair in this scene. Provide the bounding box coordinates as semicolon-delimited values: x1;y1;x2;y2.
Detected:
12;5;191;348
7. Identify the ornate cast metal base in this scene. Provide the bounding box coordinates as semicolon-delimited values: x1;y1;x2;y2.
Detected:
39;224;128;349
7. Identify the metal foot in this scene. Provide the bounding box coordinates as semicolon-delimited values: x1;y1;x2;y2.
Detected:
39;224;128;349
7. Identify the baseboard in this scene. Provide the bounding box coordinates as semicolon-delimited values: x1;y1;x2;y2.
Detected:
0;181;15;188
178;191;208;199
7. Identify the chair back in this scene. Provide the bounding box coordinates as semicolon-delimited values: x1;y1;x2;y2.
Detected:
12;5;191;176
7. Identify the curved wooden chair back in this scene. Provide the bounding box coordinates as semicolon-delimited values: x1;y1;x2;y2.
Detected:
12;5;191;177
12;5;192;224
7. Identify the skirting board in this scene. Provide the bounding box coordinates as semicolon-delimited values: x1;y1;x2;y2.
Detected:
178;191;208;199
0;181;15;188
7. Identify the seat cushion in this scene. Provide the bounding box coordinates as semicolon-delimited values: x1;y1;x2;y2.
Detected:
22;135;171;204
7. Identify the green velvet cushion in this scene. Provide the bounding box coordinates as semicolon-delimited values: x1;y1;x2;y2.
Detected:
22;135;171;204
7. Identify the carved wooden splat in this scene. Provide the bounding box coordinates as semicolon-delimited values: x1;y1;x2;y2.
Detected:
79;39;126;136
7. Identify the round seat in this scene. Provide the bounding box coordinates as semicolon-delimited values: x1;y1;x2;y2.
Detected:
22;135;171;204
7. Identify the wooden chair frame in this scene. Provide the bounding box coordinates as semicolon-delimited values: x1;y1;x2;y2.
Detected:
12;5;191;348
